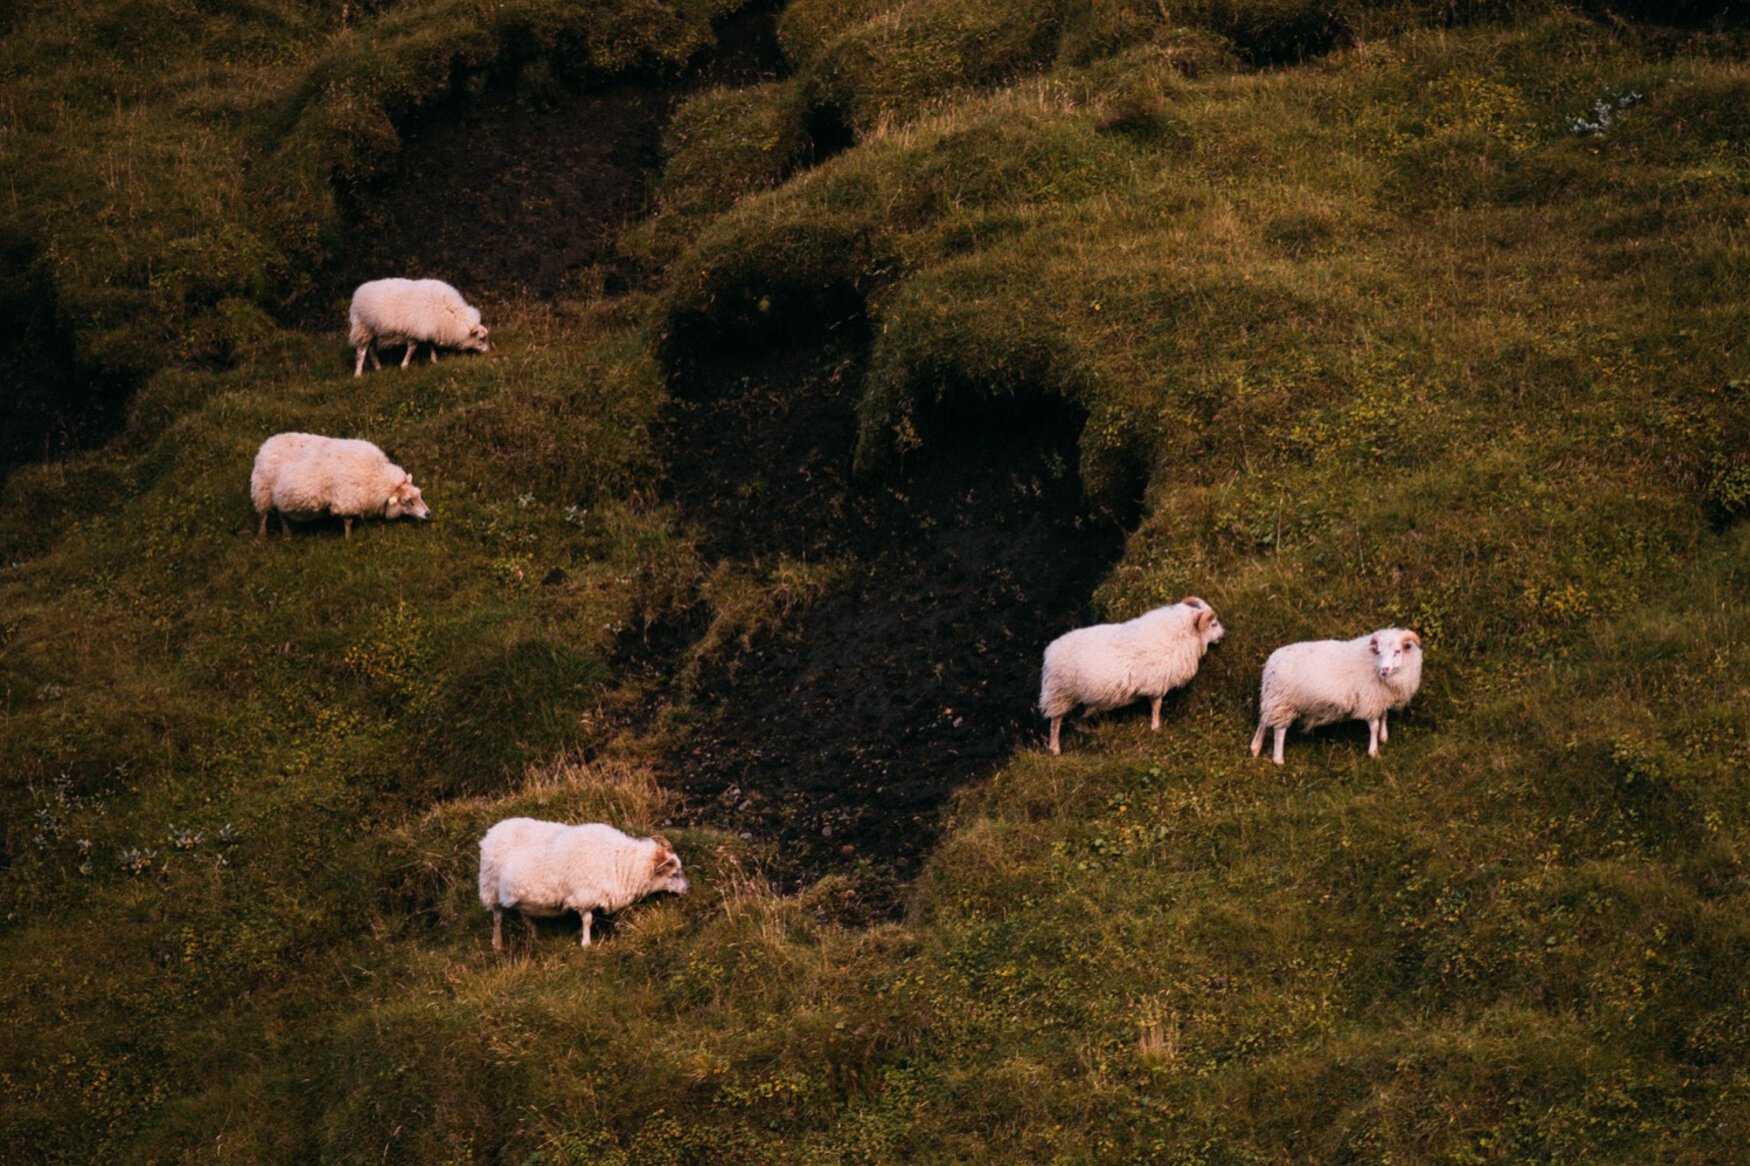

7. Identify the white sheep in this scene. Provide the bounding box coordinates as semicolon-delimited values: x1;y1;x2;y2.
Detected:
477;818;689;950
250;432;431;539
348;278;490;377
1039;596;1226;755
1250;627;1423;765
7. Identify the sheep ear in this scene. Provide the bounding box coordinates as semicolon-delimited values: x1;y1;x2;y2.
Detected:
1369;635;1380;654
1181;596;1206;610
1405;631;1421;648
1194;608;1214;632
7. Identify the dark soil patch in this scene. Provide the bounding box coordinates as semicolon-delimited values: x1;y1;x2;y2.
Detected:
0;232;134;485
326;81;673;309
317;0;789;316
652;335;1127;918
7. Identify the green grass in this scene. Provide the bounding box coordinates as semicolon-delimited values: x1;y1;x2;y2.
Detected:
6;0;1750;1160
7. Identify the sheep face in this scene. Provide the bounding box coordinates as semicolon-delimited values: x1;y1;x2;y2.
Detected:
648;837;690;897
463;324;491;353
1369;630;1419;679
386;478;431;521
1187;600;1226;651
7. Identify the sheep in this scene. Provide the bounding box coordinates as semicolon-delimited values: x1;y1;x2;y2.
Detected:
477;818;689;950
1039;596;1226;755
348;277;490;377
1250;627;1423;765
250;432;431;539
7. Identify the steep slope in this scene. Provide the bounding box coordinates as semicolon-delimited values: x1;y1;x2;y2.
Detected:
3;1;1750;1161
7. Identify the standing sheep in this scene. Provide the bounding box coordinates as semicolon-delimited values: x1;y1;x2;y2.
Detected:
1039;597;1226;755
1250;627;1423;765
250;432;431;539
349;278;490;377
477;818;690;950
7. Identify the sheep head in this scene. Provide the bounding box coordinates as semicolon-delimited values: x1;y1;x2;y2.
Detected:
1369;629;1420;680
385;474;431;521
1189;600;1225;648
647;836;690;897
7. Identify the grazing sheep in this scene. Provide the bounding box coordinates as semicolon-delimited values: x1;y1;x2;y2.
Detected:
1039;596;1226;755
250;432;430;539
348;278;490;377
477;818;689;950
1250;627;1423;765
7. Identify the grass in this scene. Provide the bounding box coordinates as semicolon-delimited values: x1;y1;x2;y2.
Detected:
6;0;1750;1160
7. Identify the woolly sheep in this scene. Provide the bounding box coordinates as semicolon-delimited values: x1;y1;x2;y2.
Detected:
477;818;689;950
348;277;490;377
250;432;430;539
1250;627;1423;765
1039;597;1226;755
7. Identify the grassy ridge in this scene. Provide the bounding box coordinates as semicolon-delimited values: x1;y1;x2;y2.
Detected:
5;0;1750;1160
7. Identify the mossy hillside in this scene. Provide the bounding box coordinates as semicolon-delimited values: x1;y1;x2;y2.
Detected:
639;0;1683;263
665;16;1749;546
632;5;1240;265
5;2;1750;1162
0;0;743;383
0;299;705;1155
417;17;1750;1157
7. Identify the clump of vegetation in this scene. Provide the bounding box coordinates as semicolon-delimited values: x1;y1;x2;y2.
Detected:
5;0;1750;1160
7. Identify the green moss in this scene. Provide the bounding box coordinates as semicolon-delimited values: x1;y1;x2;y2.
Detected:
7;2;1750;1161
416;637;610;797
631;81;814;265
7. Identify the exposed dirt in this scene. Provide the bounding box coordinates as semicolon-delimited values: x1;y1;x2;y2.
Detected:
326;82;670;307
0;234;134;485
651;334;1129;917
321;0;787;312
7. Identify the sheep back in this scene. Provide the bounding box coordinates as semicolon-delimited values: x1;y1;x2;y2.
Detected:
348;278;488;351
478;818;687;921
251;432;412;522
1257;630;1423;730
1040;601;1217;718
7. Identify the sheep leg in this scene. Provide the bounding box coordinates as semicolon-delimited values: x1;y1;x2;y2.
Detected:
429;347;439;364
354;345;369;378
1150;695;1163;731
1272;725;1286;766
1379;711;1389;743
579;910;594;947
522;914;537;943
1048;717;1062;756
278;511;292;539
491;907;504;951
1250;722;1266;758
343;516;353;539
1367;718;1381;757
401;342;416;369
256;511;268;539
368;345;381;370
